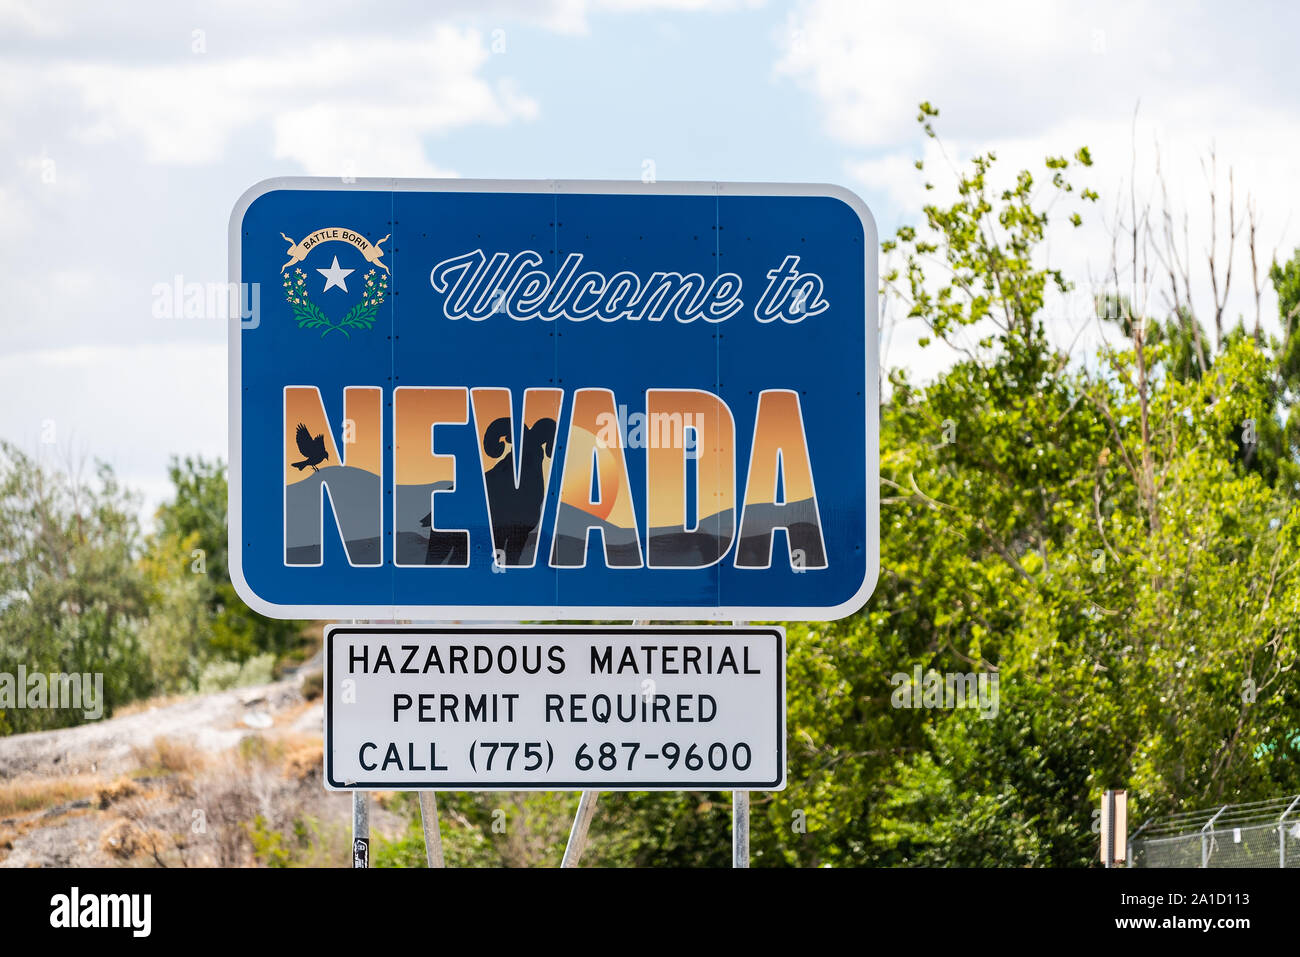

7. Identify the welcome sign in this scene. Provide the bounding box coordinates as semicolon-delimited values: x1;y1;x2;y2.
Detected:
228;179;877;620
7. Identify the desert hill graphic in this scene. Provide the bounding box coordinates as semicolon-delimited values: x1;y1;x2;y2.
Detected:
288;470;824;568
644;507;735;566
285;466;381;565
395;481;458;565
550;503;643;566
734;497;825;567
550;497;821;568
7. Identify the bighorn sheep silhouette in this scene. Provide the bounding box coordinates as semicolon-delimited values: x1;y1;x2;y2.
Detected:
481;415;557;565
417;415;557;566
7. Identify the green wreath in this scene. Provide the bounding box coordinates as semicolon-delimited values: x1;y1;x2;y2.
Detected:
282;267;387;339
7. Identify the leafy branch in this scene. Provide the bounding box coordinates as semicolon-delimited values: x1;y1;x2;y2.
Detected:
281;267;386;339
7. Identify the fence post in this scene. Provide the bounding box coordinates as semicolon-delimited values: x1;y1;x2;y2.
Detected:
1127;816;1152;869
1201;805;1227;868
1279;795;1300;869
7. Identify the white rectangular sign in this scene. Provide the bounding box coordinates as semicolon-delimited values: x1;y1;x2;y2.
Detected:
325;625;785;790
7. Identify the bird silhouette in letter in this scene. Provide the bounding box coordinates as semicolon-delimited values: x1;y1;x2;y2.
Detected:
292;423;329;472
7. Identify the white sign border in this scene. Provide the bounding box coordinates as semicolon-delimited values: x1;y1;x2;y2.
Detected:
229;177;879;621
323;623;786;791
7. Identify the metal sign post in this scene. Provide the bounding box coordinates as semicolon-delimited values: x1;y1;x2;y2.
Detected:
418;792;445;868
351;792;369;868
351;616;370;869
561;791;602;868
733;619;749;868
733;790;750;868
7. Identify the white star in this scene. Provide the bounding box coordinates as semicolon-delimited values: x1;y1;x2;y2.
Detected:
317;256;355;293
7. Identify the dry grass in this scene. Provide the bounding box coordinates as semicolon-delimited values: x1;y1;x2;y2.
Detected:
3;714;331;867
300;671;323;701
0;804;96;864
111;693;189;719
282;735;323;782
0;773;105;817
96;777;140;810
273;697;321;729
130;736;206;775
236;730;320;770
99;817;143;860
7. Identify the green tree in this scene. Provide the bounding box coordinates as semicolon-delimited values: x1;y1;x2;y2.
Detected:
0;443;153;732
845;107;1300;865
150;456;305;667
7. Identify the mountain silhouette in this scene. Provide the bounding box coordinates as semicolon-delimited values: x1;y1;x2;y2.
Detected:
283;465;381;565
549;503;643;566
291;423;329;472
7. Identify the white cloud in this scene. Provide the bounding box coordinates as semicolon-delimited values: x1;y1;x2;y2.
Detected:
0;342;228;521
778;0;1300;369
777;0;1076;147
0;0;59;36
0;0;760;43
596;0;761;10
270;106;461;179
518;0;765;34
48;27;536;174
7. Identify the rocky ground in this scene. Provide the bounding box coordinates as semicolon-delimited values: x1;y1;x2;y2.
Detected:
0;670;404;868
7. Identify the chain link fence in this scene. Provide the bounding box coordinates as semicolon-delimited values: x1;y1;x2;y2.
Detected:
1131;795;1300;867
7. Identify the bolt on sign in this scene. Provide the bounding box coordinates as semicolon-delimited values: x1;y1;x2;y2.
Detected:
325;625;784;790
229;179;878;619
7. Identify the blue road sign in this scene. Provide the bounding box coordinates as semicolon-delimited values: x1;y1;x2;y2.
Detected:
229;179;877;620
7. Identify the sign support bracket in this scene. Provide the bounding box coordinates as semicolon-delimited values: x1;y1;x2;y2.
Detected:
556;620;756;868
419;791;445;867
732;620;749;868
561;790;602;868
558;618;649;868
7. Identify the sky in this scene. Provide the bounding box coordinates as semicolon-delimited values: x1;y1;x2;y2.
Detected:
1;0;1298;520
